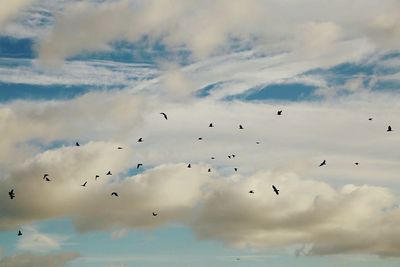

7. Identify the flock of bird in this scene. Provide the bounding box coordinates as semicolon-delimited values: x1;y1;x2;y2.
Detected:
6;110;394;239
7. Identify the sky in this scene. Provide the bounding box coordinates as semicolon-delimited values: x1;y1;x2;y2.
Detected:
0;0;400;267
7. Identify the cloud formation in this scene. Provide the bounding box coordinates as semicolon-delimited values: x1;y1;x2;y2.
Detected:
0;252;79;267
0;0;35;30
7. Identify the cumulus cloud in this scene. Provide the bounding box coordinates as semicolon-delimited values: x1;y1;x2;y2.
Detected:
0;252;79;267
0;0;36;30
17;225;68;252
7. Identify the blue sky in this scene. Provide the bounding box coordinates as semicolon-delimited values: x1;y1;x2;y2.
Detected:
1;1;400;267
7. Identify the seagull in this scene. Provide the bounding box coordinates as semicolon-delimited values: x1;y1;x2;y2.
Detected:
152;212;158;217
106;171;112;175
277;110;282;115
111;192;119;197
387;125;393;132
81;181;87;187
95;175;100;180
208;168;211;172
187;164;191;168
117;147;123;149
234;168;238;172
209;123;214;127
272;185;279;195
137;163;143;169
249;190;254;194
354;162;359;165
8;189;15;199
137;137;143;142
18;230;22;236
160;112;168;120
319;160;326;167
239;125;244;129
76;142;80;147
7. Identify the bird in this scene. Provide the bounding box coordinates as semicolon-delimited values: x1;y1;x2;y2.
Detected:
117;147;123;149
95;175;100;180
236;258;240;261
137;163;143;169
249;190;254;194
187;164;191;168
239;125;244;129
76;142;80;146
43;174;50;181
256;141;260;144
111;192;119;197
152;212;158;216
8;189;15;199
228;155;231;159
368;118;373;121
208;168;211;172
45;177;51;182
354;162;359;166
81;181;87;187
137;138;143;142
387;125;393;132
234;168;238;172
160;112;168;120
211;157;215;160
272;185;279;195
232;154;236;158
198;137;203;140
277;110;282;115
18;230;22;236
319;160;326;167
106;171;112;175
209;123;214;127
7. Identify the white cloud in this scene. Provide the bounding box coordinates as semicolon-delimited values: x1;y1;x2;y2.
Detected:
17;225;67;252
0;0;36;30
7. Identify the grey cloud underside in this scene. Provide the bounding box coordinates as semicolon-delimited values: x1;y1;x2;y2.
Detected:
0;252;79;267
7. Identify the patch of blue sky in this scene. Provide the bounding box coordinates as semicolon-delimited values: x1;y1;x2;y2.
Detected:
0;83;94;103
224;83;320;102
196;82;227;98
0;36;35;59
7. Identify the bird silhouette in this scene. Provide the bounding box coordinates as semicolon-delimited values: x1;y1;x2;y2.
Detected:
208;168;211;172
256;141;260;144
355;162;359;165
81;181;87;187
198;137;203;140
187;164;191;168
76;142;80;146
152;212;158;216
234;168;238;172
106;171;112;175
239;125;244;129
137;138;143;142
232;154;236;158
236;258;240;261
43;174;49;179
18;230;22;236
160;112;168;120
111;192;119;197
272;185;279;195
117;147;123;149
211;157;215;160
387;125;393;132
95;175;100;180
249;190;254;194
137;163;143;169
8;189;15;199
277;110;282;115
368;118;373;121
319;160;326;167
209;123;214;127
228;155;231;159
45;177;51;182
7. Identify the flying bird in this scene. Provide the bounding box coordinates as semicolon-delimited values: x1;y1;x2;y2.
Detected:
18;230;22;236
249;190;254;194
187;164;191;168
76;142;80;146
239;125;244;129
8;189;15;199
234;168;238;172
211;157;215;160
198;137;203;140
160;112;168;120
137;163;143;169
228;155;231;159
43;174;50;181
45;177;51;182
95;175;99;180
117;147;123;149
256;141;260;144
277;110;282;115
368;118;373;121
319;160;326;167
81;181;87;187
232;154;236;158
387;125;393;132
355;162;359;166
137;138;143;142
152;212;158;217
106;171;112;175
111;192;119;197
208;168;211;172
272;185;279;195
209;123;214;127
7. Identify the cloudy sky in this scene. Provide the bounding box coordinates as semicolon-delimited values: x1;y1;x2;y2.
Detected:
0;0;400;266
